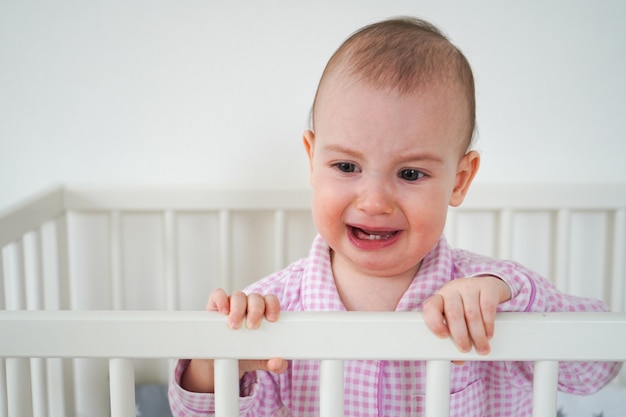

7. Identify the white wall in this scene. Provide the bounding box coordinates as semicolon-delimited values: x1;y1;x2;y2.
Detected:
1;0;625;209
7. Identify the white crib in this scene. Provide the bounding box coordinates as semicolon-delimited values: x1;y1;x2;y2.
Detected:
1;184;625;417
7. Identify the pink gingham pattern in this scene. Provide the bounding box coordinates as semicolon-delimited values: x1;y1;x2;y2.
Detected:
168;235;621;417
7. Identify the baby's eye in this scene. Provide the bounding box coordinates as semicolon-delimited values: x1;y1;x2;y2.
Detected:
399;169;425;181
334;162;359;173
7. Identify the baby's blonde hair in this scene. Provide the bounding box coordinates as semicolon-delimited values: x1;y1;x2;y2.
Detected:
310;17;476;150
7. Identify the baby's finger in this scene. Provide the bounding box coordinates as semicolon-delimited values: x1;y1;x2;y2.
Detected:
206;288;230;315
227;291;248;329
481;276;511;340
246;293;266;330
463;299;490;355
479;290;499;341
443;294;472;353
264;294;280;322
422;294;449;338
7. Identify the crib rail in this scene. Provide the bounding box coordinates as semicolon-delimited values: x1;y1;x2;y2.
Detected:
1;185;626;416
3;311;626;360
1;311;625;417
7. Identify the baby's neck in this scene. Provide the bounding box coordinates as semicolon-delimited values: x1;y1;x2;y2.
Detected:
331;254;418;312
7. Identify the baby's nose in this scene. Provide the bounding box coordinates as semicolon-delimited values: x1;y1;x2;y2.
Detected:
355;180;394;215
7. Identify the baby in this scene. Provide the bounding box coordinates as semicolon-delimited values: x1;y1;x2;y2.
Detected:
169;17;621;417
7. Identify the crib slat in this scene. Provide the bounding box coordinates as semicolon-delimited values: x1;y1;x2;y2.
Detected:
497;209;513;260
46;358;68;417
163;210;178;311
0;247;5;310
29;358;47;417
6;358;33;417
444;209;458;248
23;231;44;311
214;359;239;417
110;211;123;310
53;215;70;310
40;221;60;309
610;209;625;312
3;241;26;311
554;209;570;291
274;209;286;270
109;359;135;417
0;360;7;417
532;361;559;417
218;210;232;292
425;360;451;417
0;255;5;417
319;359;344;417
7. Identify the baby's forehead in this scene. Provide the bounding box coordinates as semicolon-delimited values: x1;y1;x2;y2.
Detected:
317;70;469;120
314;75;474;152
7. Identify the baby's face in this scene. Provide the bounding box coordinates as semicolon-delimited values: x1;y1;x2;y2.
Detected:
304;78;478;279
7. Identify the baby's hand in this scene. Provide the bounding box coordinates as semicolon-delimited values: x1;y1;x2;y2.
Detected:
207;288;281;330
422;276;511;356
207;288;288;376
181;289;286;393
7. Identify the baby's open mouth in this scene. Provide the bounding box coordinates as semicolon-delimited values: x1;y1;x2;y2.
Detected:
351;226;399;241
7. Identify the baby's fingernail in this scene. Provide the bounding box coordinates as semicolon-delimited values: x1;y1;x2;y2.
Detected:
477;346;490;355
228;319;240;329
435;329;449;338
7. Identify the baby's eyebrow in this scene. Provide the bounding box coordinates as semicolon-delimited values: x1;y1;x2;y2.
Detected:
322;143;445;165
322;144;364;158
397;152;445;165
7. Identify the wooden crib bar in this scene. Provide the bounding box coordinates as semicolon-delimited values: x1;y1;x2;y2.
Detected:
1;311;625;417
109;359;135;417
320;359;345;416
425;360;451;417
533;361;559;417
3;311;626;360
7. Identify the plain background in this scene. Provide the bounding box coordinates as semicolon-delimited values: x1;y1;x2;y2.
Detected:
1;0;625;209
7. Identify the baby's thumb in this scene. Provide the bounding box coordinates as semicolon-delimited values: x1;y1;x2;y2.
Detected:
241;358;288;375
266;357;289;373
422;294;450;338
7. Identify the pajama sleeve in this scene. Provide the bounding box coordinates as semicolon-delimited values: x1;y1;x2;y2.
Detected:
452;249;623;394
168;359;264;417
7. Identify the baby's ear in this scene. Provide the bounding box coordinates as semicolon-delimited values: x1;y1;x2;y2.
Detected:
302;130;316;185
303;130;315;159
450;151;480;207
